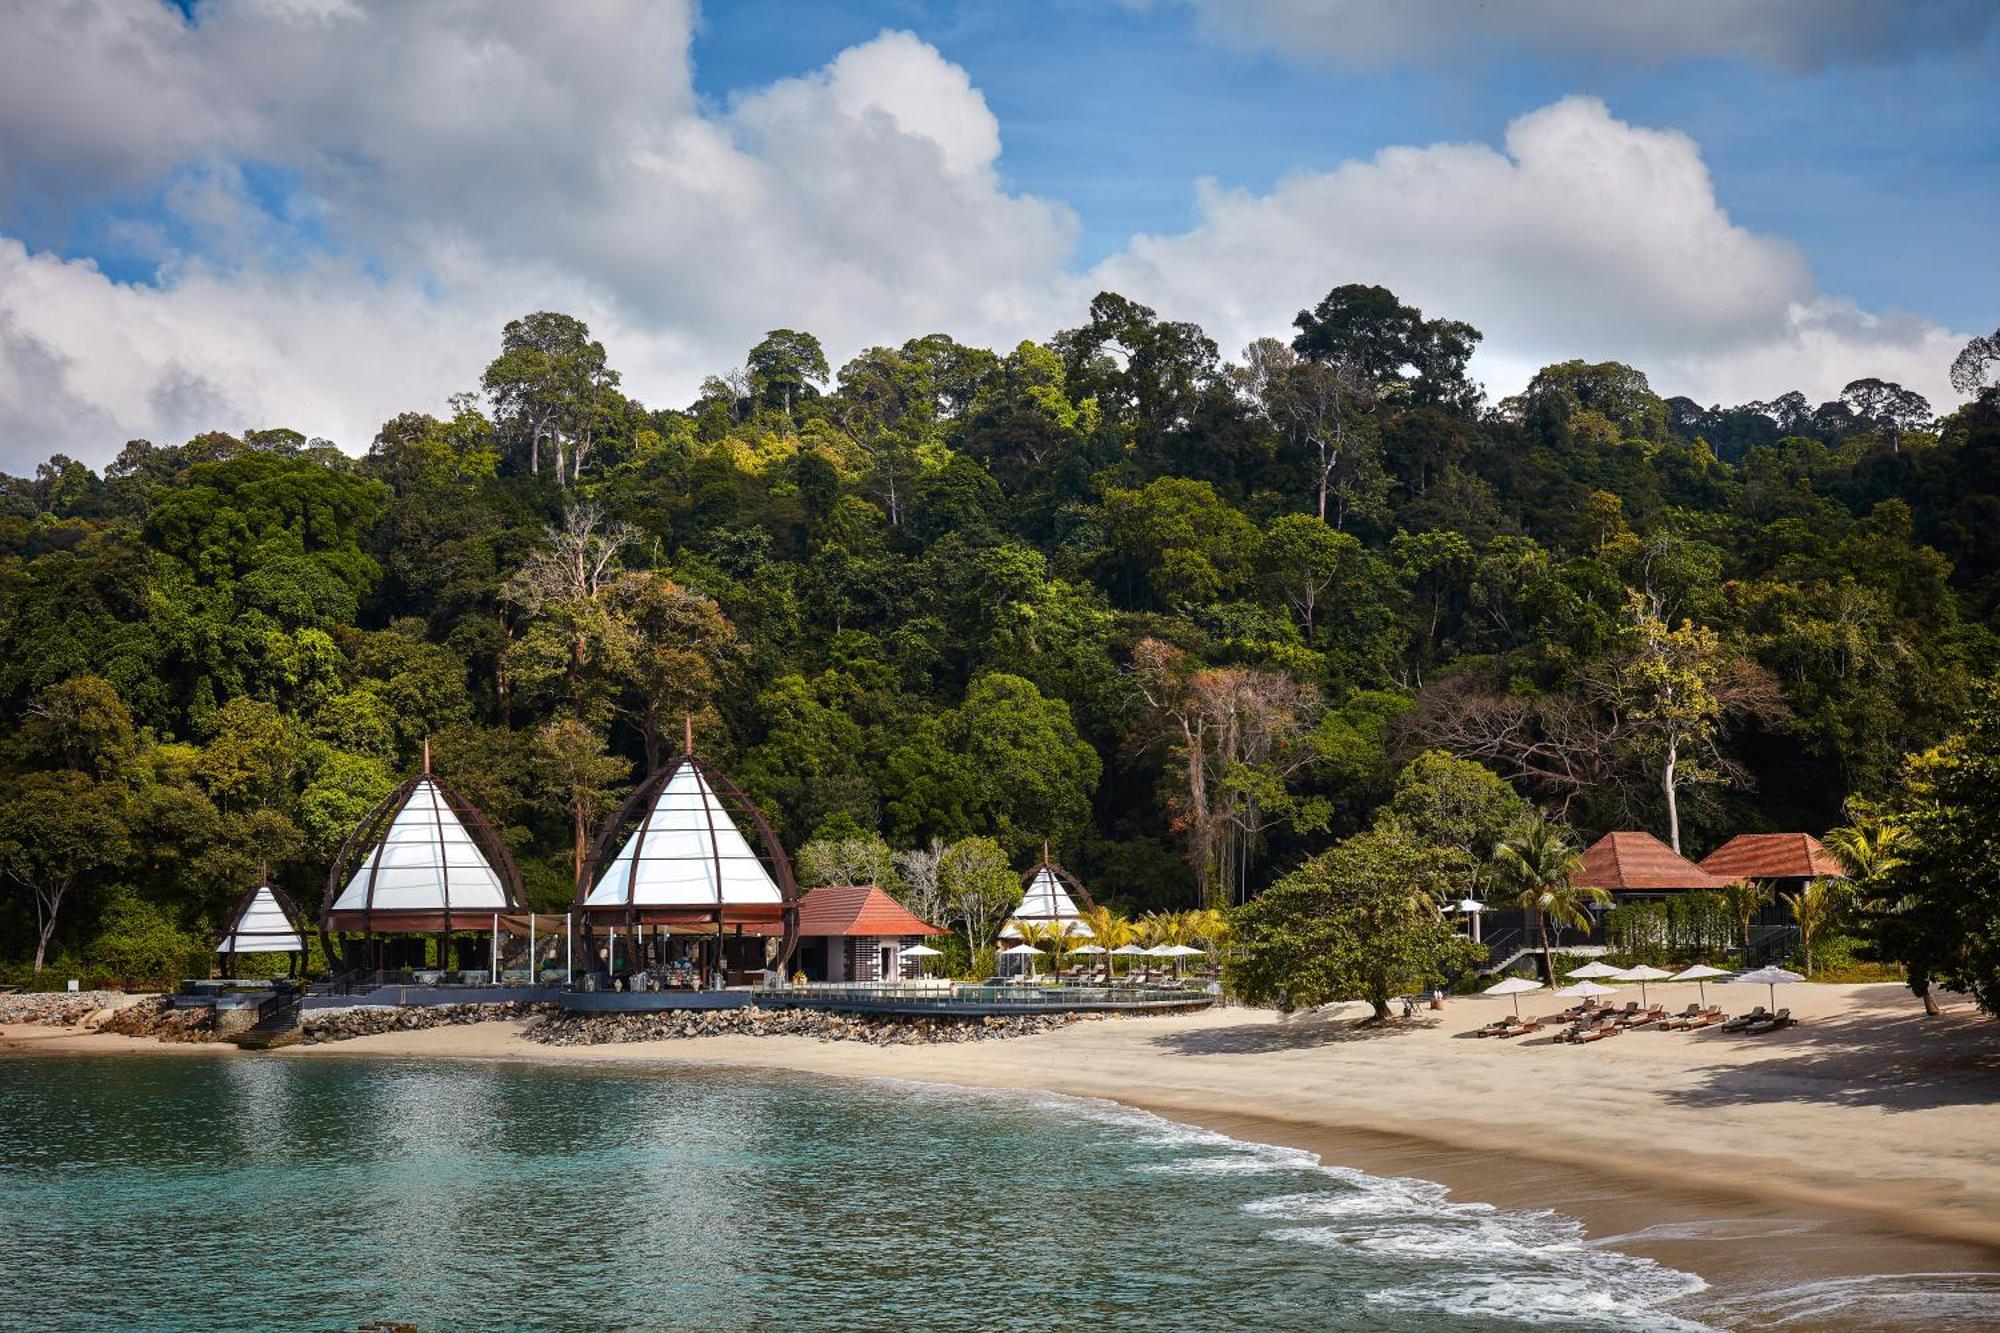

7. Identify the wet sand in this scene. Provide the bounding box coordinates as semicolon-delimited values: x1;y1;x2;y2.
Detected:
10;981;2000;1328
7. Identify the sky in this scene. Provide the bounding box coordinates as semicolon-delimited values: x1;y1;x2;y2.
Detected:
0;0;1995;469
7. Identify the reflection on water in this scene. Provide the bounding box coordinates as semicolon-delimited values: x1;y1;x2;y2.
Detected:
0;1054;1715;1332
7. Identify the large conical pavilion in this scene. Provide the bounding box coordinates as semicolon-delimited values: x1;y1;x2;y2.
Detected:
576;721;798;986
1001;846;1095;940
216;878;307;975
320;743;524;973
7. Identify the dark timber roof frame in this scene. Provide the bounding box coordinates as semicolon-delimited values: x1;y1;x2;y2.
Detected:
318;764;525;966
218;878;309;976
574;742;800;974
1017;843;1097;918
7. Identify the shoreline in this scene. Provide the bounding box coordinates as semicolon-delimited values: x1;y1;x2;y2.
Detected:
9;982;2000;1326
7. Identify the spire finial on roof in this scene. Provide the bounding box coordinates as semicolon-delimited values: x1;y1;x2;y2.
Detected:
259;858;269;885
683;712;695;755
1042;838;1051;865
422;736;432;775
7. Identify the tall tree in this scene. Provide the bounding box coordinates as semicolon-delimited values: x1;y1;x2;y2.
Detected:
1490;812;1603;986
747;329;830;417
1227;826;1478;1019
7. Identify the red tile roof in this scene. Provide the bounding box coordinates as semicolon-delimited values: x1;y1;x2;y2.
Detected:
1698;833;1848;881
1576;832;1735;891
794;885;946;938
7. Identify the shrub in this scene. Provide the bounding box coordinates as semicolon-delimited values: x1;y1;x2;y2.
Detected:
86;891;211;986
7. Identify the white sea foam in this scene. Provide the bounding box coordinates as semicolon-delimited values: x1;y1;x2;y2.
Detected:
1700;1271;2000;1328
868;1078;1720;1328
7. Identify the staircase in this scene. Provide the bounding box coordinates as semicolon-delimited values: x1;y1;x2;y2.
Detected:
231;986;305;1049
1473;926;1610;976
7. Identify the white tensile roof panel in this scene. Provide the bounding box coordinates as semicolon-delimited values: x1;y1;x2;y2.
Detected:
331;778;509;913
217;885;303;954
585;764;784;909
1001;866;1092;938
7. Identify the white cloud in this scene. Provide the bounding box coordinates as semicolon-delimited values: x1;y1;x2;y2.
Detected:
0;4;1976;469
1087;96;1970;411
1169;0;2000;71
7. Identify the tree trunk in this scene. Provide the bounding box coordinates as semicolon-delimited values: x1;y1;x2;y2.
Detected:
1537;911;1554;986
1662;740;1681;853
1920;982;1940;1017
34;912;58;972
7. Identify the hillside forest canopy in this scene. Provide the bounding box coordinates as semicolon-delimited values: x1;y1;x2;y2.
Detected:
6;287;2000;1007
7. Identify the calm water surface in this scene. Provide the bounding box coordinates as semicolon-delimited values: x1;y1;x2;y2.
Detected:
0;1053;1713;1331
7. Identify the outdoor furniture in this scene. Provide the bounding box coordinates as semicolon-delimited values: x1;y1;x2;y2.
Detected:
1681;1008;1726;1030
1740;1008;1794;1035
1475;1015;1526;1037
1493;1016;1542;1038
1658;1005;1718;1031
1617;1005;1664;1028
1719;1006;1770;1032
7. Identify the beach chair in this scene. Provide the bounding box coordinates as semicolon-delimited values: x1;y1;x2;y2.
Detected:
1473;1016;1517;1037
1719;1006;1769;1033
1619;1004;1664;1028
1740;1008;1794;1035
1494;1016;1541;1038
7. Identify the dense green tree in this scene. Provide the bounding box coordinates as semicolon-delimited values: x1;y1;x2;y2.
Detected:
885;674;1099;859
1227;826;1479;1018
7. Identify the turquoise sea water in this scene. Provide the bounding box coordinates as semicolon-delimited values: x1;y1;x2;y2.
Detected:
0;1053;1717;1331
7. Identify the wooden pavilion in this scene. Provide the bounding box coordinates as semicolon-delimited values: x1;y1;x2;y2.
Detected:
575;724;799;988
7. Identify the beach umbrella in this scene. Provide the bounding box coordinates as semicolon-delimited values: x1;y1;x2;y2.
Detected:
1732;965;1805;1011
898;943;942;978
1000;940;1044;978
1070;944;1106;956
1668;963;1729;1005
1482;975;1544;1016
1151;943;1203;978
1565;961;1623;979
1455;898;1487;943
1111;942;1149;979
1609;964;1674;1006
1554;980;1617;1007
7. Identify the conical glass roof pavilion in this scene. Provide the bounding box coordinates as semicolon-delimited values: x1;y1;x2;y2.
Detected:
321;751;524;938
216;882;306;961
576;736;799;969
1001;851;1095;939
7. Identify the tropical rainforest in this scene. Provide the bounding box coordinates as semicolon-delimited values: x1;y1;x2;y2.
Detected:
4;286;1999;1004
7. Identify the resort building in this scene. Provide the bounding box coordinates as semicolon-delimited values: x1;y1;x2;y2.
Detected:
787;884;946;983
1000;850;1096;940
215;880;307;976
1698;833;1849;886
575;732;799;988
320;751;524;977
1574;831;1736;898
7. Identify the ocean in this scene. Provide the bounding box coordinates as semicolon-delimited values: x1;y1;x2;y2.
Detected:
0;1053;1714;1331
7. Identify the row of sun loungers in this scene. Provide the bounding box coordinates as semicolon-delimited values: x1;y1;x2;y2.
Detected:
1472;1001;1797;1042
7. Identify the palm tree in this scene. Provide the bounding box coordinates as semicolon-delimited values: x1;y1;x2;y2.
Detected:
1824;815;1909;909
1079;904;1132;982
1491;813;1606;986
1014;920;1070;981
1783;878;1846;976
1723;878;1771;949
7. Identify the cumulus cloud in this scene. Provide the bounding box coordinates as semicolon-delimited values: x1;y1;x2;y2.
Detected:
0;3;1976;469
1087;97;1969;411
0;0;1079;465
1169;0;2000;71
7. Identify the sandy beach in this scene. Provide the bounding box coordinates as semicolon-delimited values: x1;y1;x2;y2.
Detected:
9;981;1999;1325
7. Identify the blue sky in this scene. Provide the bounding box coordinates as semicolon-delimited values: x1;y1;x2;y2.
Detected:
0;0;1993;465
687;0;1999;327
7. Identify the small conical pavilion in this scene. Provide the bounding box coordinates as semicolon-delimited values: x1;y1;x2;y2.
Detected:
321;745;524;971
1001;847;1095;939
576;722;798;984
216;880;307;975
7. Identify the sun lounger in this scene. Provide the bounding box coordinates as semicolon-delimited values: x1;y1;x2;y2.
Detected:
1719;1006;1769;1032
1618;1005;1665;1027
1494;1017;1541;1037
1740;1008;1794;1035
